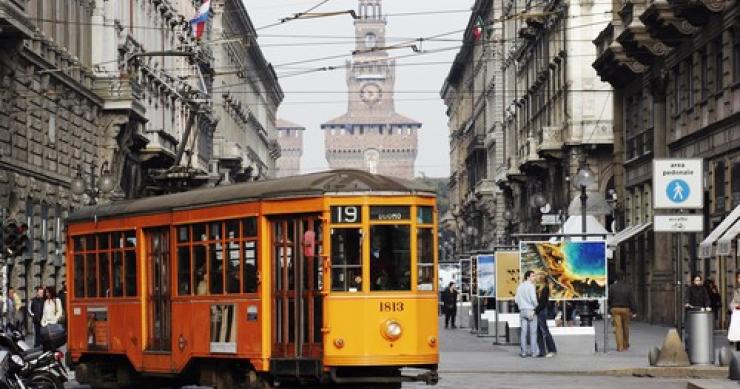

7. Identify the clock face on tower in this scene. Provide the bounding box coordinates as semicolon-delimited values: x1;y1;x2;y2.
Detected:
360;83;382;105
364;32;377;49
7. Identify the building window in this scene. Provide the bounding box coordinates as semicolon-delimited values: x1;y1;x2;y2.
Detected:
715;38;724;92
734;30;740;82
701;47;709;100
684;58;693;108
732;158;740;208
714;160;726;213
672;65;680;113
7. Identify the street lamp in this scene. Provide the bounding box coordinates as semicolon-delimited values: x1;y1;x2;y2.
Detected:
503;209;514;245
70;162;115;205
574;165;596;238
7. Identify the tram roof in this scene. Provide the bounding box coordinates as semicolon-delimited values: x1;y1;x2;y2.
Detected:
68;170;435;222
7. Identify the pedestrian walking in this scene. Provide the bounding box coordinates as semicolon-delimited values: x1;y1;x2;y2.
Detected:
535;274;557;357
28;287;44;347
57;281;67;328
441;282;458;329
4;287;22;332
727;272;740;350
705;279;721;325
514;270;539;357
686;274;711;311
608;273;636;351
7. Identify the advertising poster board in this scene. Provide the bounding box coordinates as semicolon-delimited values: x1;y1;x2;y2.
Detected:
495;251;520;300
459;257;472;301
438;263;460;291
476;255;495;297
519;241;607;300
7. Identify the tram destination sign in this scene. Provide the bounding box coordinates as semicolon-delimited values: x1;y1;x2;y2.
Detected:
370;206;410;221
653;159;703;209
331;206;361;224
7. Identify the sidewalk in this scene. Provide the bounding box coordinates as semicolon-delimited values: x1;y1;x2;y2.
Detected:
438;316;730;378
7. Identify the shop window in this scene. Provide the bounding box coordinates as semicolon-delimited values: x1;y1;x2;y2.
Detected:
330;228;362;292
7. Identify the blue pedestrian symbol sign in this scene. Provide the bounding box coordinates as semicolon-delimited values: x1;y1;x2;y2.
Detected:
666;179;690;203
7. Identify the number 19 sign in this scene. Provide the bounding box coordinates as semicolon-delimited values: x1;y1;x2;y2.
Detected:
653;159;703;209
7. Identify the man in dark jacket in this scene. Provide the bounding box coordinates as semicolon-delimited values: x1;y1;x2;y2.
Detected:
57;281;67;328
608;274;636;351
535;274;557;357
28;287;44;347
441;282;458;329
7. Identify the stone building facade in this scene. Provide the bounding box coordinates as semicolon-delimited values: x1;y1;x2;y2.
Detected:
320;0;421;180
211;0;283;182
442;0;615;256
594;0;739;324
275;119;304;178
0;0;282;309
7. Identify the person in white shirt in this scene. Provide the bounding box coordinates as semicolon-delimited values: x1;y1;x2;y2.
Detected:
40;286;63;328
515;270;539;357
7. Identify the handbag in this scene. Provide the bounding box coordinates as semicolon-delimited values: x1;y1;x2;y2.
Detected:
728;311;740;342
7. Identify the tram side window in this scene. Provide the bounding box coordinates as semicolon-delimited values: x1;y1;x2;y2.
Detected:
72;231;136;298
331;228;362;292
176;217;259;296
417;228;435;291
370;225;411;291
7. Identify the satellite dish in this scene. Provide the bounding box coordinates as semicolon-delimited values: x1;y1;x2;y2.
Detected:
540;203;551;214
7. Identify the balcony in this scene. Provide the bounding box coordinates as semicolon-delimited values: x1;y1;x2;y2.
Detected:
524;4;547;28
667;0;727;26
474;179;497;199
640;0;698;46
616;1;673;66
537;126;563;157
593;21;649;88
520;137;547;171
0;0;33;40
94;77;146;121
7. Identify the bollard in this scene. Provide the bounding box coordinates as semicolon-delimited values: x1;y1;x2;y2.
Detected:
648;346;660;366
718;346;734;367
729;352;740;381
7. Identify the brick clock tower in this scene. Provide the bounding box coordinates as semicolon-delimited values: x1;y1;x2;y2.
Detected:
321;0;421;180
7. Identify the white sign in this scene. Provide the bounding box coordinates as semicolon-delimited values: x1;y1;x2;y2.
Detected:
541;214;561;225
654;215;703;232
653;159;703;209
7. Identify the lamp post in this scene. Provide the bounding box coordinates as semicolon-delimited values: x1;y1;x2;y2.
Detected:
574;165;596;239
573;164;598;330
70;162;115;205
503;209;514;246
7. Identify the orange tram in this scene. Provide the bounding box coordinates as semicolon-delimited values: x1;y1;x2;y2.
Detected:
65;170;439;388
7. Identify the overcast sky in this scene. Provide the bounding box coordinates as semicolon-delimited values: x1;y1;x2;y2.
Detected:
245;0;475;178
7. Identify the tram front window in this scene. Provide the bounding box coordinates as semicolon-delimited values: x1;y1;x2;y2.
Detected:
370;225;410;291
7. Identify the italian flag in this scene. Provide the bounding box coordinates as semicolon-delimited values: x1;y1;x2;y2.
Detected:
472;16;484;41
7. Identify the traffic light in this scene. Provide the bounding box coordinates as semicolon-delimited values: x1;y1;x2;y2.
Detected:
2;219;29;258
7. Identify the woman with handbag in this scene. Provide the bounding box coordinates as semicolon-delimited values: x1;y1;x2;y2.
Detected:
41;286;63;327
728;272;740;350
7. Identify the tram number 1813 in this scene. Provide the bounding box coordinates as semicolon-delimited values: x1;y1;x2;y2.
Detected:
379;302;404;312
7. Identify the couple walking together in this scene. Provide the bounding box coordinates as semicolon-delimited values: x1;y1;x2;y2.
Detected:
514;270;557;358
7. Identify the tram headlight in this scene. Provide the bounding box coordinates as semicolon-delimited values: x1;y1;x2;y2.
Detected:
381;320;403;341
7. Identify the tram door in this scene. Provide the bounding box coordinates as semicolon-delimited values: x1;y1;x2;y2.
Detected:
271;216;323;360
145;228;171;351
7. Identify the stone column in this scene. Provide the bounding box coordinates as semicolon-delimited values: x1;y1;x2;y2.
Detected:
649;71;675;325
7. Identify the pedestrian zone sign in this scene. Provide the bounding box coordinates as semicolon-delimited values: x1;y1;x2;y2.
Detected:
653;159;703;209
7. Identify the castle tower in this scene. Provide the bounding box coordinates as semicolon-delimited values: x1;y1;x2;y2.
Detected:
320;0;421;179
275;119;305;177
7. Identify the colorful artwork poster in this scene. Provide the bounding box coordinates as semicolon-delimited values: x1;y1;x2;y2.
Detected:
476;255;495;297
495;251;520;300
438;263;460;291
519;241;607;300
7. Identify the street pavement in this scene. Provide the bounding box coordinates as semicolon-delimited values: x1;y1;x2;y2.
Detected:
64;316;738;388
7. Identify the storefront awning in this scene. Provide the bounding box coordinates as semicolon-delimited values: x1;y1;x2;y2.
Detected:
699;204;740;258
717;220;740;256
608;222;652;247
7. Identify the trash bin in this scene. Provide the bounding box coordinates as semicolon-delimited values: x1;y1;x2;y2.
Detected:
686;310;714;365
